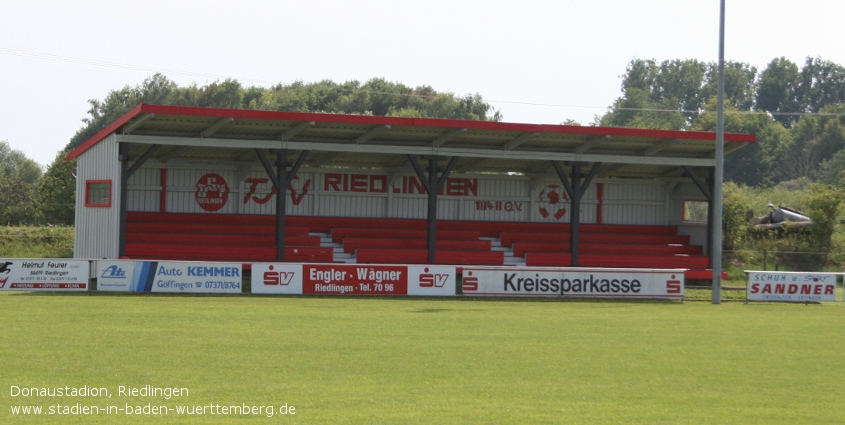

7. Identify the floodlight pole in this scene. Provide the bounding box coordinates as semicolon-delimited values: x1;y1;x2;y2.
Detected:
712;0;726;304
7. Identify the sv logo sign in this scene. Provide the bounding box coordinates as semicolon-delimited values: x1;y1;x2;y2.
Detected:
264;270;296;286
419;273;449;288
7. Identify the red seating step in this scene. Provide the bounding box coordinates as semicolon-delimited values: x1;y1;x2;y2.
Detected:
438;221;678;238
127;233;320;247
127;212;275;225
355;249;504;266
499;232;689;248
525;253;710;269
289;216;425;234
127;222;310;236
125;243;333;263
342;237;491;254
511;242;702;257
331;228;479;244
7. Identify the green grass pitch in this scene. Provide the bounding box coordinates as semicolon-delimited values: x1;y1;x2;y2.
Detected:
1;293;843;424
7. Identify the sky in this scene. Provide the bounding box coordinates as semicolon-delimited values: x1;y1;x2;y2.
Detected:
2;0;844;166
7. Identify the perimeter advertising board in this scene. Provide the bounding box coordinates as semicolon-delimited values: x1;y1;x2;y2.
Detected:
746;271;837;302
407;266;457;297
96;260;242;293
251;263;302;294
0;259;89;291
250;264;456;296
461;267;685;299
303;264;408;295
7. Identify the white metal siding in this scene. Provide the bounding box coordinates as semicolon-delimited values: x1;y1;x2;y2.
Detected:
127;168;161;212
389;197;427;219
74;134;121;259
601;181;666;225
122;164;673;226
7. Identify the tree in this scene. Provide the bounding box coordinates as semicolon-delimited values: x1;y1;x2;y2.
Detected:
53;75;502;224
0;141;42;225
755;57;802;127
798;57;845;113
772;103;845;182
70;73;178;152
39;151;76;225
722;182;751;253
803;183;842;266
690;97;784;186
702;62;758;111
599;88;687;130
603;58;760;130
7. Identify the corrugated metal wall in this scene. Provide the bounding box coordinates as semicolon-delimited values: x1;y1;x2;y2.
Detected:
119;163;677;226
127;168;161;212
601;181;666;225
74;135;121;259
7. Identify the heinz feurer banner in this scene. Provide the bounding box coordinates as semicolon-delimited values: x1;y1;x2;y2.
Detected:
0;259;89;291
461;267;685;299
251;264;456;296
746;271;838;302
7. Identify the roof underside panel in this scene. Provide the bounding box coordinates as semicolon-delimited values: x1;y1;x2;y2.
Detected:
72;104;756;179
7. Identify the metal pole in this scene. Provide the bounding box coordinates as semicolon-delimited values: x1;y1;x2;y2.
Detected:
276;150;288;261
118;143;129;258
712;0;726;304
427;157;438;263
570;163;581;267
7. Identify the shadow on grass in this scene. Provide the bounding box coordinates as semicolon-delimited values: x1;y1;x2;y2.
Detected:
409;308;455;313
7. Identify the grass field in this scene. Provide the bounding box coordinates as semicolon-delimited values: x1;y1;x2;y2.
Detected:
1;293;844;424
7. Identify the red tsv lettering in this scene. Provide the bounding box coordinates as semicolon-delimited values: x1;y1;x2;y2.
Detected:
244;178;311;205
419;274;449;288
391;176;479;196
324;173;388;193
474;201;523;212
264;271;295;286
665;280;681;294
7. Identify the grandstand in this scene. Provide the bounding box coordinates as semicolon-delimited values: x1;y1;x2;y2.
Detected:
68;104;754;282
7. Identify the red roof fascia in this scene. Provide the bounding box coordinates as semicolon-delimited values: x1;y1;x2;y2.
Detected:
67;104;145;161
67;104;756;161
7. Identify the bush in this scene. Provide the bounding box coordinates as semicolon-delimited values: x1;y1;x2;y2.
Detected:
722;182;751;253
804;183;842;265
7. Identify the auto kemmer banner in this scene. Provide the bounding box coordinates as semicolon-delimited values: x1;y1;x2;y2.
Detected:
96;260;242;293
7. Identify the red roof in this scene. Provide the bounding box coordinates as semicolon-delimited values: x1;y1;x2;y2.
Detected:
67;104;755;162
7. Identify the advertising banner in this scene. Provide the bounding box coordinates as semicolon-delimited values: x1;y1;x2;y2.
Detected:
251;263;303;294
302;264;408;295
746;271;837;302
407;266;456;296
95;261;242;293
461;267;685;299
0;259;89;291
96;260;136;292
250;264;456;296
